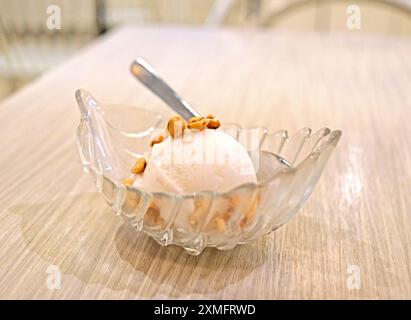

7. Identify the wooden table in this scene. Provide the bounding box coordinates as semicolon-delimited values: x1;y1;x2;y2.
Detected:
0;25;410;299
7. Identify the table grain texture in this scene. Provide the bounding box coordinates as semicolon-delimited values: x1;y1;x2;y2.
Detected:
0;25;410;299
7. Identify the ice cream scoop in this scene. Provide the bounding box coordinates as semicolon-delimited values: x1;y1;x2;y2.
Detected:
133;128;257;194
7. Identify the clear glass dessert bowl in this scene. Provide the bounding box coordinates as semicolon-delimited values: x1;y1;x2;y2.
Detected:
76;89;341;255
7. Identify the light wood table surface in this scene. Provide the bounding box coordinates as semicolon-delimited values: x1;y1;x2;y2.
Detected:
0;25;410;300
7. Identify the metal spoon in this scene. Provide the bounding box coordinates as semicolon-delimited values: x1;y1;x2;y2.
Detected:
130;57;200;121
130;57;291;170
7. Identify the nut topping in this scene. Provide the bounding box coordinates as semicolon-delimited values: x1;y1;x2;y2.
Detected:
187;114;220;130
187;116;204;124
122;178;134;187
167;115;186;138
187;118;209;131
131;157;147;174
150;134;165;147
207;118;220;129
214;217;227;232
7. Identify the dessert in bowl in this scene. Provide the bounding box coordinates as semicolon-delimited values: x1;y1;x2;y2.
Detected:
76;89;341;255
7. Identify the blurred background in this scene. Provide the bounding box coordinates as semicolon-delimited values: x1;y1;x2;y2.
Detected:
1;0;411;102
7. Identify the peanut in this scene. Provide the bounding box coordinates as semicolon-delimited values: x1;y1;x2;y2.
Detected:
188;116;204;124
207;118;220;129
167;115;186;138
215;217;226;232
131;157;147;174
187;118;209;131
122;178;134;187
150;134;165;147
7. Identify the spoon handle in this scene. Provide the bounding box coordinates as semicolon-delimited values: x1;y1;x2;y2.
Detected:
130;58;201;121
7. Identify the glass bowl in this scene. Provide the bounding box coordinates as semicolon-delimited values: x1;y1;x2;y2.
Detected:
76;89;341;255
